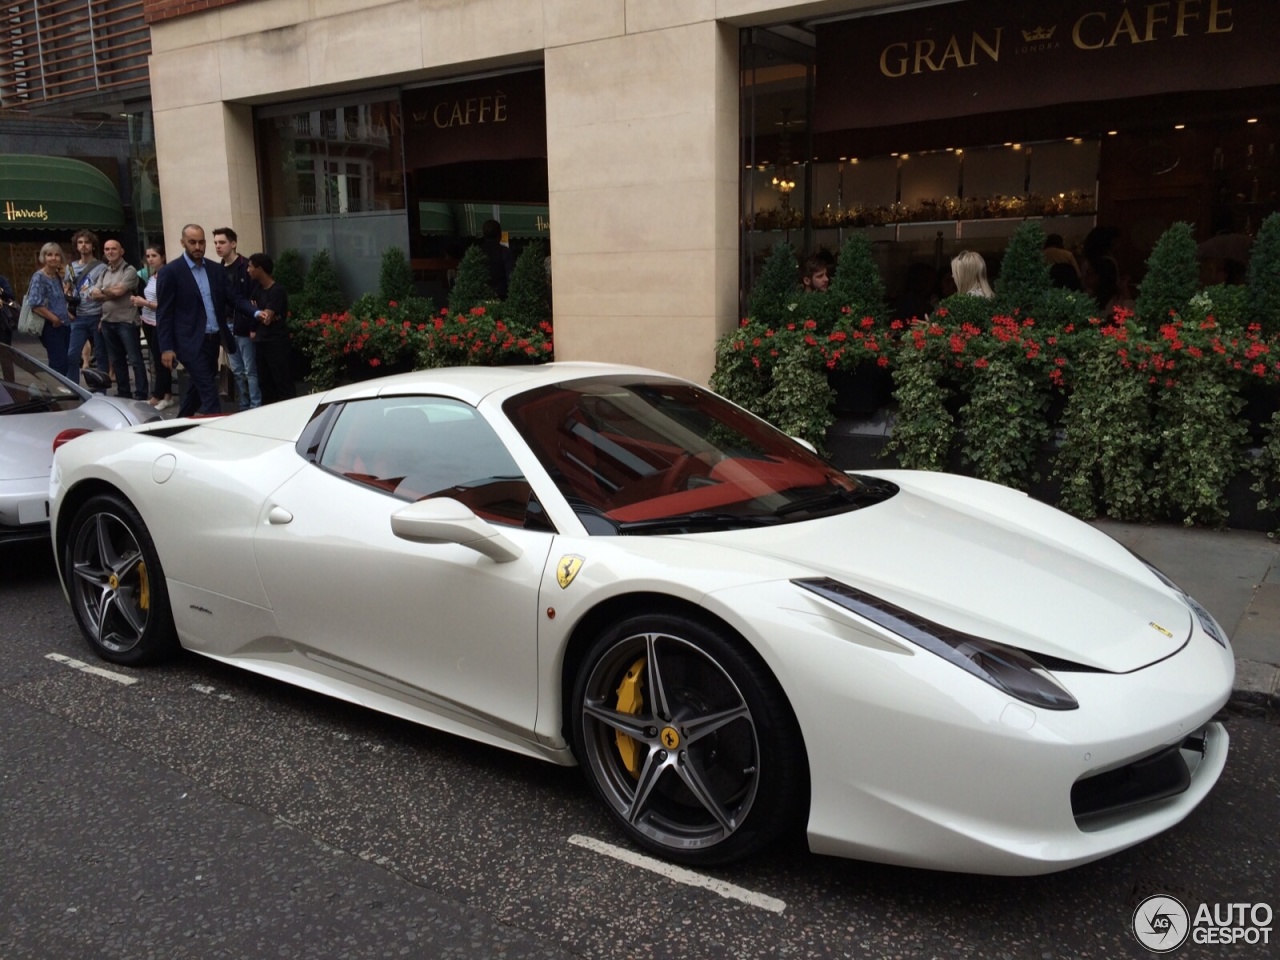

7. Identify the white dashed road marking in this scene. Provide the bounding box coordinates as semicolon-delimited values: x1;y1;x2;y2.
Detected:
45;653;137;686
191;684;234;701
568;834;786;914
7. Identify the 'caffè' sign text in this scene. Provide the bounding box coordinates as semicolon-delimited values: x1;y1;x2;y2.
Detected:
413;92;508;129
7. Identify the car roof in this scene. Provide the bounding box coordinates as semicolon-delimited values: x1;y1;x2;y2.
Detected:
326;361;685;407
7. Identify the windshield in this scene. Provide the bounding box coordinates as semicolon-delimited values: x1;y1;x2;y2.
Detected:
504;376;897;534
0;344;86;415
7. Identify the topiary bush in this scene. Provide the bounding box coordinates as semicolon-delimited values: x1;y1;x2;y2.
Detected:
1246;212;1280;335
301;248;347;318
996;220;1051;314
378;246;414;303
747;242;801;323
274;249;306;305
1134;221;1198;332
502;240;552;333
448;244;496;314
828;232;888;327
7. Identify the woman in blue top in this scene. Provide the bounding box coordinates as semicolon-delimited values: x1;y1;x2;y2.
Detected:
27;243;73;377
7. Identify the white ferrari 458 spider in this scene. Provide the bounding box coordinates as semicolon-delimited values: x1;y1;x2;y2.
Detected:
49;363;1233;875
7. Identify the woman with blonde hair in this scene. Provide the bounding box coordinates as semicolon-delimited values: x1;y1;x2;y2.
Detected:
951;250;994;299
26;242;74;376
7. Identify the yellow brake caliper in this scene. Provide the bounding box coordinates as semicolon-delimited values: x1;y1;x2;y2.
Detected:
138;560;150;611
614;656;646;778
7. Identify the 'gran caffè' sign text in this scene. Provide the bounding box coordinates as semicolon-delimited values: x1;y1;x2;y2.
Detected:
817;0;1271;132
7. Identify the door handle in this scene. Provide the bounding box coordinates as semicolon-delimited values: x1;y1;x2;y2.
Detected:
267;506;293;525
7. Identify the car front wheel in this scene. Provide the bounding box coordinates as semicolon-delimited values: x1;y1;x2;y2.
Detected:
571;612;806;865
65;493;177;666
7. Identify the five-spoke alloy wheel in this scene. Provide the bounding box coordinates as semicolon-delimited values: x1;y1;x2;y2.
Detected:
65;493;176;665
572;612;806;865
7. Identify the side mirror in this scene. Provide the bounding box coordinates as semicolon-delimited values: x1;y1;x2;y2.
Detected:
81;368;112;392
390;497;522;563
790;436;818;455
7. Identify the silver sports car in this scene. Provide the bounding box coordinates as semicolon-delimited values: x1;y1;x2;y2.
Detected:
1;342;161;544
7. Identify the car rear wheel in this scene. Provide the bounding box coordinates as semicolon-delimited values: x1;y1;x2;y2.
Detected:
65;493;177;666
571;612;806;865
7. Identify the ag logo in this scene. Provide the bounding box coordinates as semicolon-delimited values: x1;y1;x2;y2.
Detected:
556;555;584;589
1133;894;1190;953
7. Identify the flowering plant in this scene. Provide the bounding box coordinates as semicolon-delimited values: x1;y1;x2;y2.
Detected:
418;306;554;370
296;296;436;391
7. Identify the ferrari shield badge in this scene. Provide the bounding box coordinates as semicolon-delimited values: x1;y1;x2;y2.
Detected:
557;555;585;589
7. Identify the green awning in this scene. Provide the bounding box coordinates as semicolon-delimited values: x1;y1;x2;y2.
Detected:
1;154;125;231
424;202;550;239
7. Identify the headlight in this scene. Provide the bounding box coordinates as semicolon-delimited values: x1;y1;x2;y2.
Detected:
794;578;1078;711
1141;561;1230;648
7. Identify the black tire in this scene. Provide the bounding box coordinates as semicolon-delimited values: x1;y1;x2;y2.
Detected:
571;611;806;865
63;493;178;666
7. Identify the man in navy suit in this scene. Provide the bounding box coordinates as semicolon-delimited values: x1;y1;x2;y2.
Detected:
157;223;237;417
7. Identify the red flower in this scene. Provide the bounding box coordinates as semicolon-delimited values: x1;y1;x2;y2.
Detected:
369;357;381;367
860;317;875;330
803;319;817;330
388;300;398;308
974;357;990;369
876;356;890;368
470;306;486;316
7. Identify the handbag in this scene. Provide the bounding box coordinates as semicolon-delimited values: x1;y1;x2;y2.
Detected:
17;295;44;336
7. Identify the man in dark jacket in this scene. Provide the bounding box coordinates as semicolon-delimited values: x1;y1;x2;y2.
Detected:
157;224;236;417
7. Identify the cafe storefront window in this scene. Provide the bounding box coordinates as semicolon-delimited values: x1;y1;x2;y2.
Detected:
256;91;407;299
742;0;1280;301
400;68;549;305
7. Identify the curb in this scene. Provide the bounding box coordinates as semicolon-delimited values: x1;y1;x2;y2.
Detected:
1228;659;1280;718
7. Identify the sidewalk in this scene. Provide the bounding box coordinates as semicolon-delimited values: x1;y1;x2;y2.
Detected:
1092;520;1280;717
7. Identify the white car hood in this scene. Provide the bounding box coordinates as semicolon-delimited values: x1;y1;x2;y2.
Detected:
697;484;1192;674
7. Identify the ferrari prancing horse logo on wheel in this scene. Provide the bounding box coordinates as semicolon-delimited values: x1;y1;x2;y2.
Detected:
557;555;584;589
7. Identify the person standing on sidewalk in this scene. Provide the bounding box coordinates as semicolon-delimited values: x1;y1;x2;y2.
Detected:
65;230;108;389
157;224;236;417
131;243;174;410
26;243;73;377
242;253;294;405
89;239;146;400
213;227;261;409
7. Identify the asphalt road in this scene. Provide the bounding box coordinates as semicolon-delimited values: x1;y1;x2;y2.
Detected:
2;542;1276;960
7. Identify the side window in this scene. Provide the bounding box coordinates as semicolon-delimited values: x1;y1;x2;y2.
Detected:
318;397;534;526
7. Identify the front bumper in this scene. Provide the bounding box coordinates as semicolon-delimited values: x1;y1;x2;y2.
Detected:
704;580;1235;875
